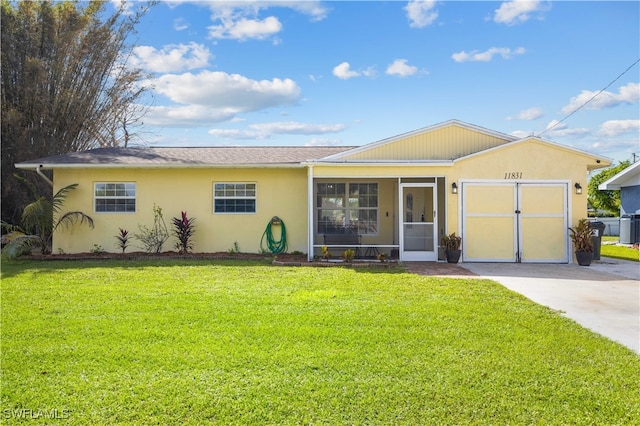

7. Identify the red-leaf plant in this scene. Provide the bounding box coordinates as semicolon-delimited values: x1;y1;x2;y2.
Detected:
172;211;196;254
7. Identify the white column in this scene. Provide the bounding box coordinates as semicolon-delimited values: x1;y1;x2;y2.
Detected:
307;165;314;261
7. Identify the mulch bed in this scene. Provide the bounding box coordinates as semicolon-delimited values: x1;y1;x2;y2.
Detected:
22;251;403;270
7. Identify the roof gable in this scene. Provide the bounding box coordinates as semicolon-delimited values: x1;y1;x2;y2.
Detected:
318;120;518;162
455;136;612;171
598;161;640;189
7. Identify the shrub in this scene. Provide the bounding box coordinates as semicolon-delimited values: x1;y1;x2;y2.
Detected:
135;205;169;254
172;211;196;254
114;228;130;253
342;249;355;263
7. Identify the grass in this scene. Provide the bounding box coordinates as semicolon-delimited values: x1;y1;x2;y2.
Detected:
2;259;639;425
601;236;639;261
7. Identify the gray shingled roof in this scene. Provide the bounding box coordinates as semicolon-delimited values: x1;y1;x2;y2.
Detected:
16;146;355;169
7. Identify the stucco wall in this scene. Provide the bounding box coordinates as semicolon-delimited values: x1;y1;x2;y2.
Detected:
52;167;309;254
451;140;598;229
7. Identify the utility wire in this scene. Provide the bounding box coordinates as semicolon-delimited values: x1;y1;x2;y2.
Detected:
537;58;640;137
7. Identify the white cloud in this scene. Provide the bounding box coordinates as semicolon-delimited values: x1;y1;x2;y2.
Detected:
205;1;328;41
597;120;640;137
404;0;438;28
144;71;301;126
561;82;640;114
333;62;361;80
507;107;543;121
131;43;212;73
305;138;343;147
452;47;525;63
250;121;346;135
208;121;346;140
386;59;419;77
173;18;188;31
145;105;237;127
494;1;548;26
209;16;282;41
541;120;590;138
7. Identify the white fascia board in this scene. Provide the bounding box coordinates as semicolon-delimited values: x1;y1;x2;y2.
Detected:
15;163;306;170
304;160;454;167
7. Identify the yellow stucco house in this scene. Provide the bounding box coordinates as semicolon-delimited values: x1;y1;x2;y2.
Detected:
16;120;610;263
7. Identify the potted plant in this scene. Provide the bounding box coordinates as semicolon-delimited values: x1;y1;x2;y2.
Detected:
569;219;594;266
441;232;462;263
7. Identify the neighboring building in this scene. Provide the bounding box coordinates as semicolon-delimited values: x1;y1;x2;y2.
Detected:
15;120;610;263
598;160;640;216
598;160;640;244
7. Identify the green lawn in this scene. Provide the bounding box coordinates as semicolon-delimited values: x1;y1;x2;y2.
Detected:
2;259;639;425
601;236;640;261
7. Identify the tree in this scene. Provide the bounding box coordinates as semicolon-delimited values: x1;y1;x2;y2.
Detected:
1;181;94;259
588;161;631;215
1;0;155;225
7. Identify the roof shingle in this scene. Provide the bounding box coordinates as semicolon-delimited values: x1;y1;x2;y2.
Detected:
16;146;355;169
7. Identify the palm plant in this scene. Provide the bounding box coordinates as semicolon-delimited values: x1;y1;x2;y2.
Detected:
2;181;94;259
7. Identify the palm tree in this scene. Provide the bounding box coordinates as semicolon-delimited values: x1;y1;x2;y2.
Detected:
2;182;94;259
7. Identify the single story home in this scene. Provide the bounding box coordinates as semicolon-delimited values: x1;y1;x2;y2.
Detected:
16;120;610;263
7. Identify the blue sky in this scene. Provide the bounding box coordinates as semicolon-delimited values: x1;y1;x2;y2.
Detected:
116;1;639;164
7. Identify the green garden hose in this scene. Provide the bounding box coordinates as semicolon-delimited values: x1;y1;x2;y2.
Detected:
261;216;287;254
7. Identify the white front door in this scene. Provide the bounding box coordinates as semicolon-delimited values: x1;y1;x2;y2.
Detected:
400;184;437;261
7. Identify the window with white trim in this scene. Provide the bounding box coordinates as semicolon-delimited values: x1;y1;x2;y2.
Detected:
214;183;256;213
94;182;136;213
317;183;378;234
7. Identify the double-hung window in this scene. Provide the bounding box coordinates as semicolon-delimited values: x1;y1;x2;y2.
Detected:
214;183;256;213
317;182;378;234
94;182;136;213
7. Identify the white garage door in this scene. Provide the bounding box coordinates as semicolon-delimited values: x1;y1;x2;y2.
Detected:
462;182;568;263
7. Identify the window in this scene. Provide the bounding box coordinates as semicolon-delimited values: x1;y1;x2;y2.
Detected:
214;183;256;213
94;182;136;213
317;183;378;234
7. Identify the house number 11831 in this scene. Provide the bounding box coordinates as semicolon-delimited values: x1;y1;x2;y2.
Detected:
504;172;523;179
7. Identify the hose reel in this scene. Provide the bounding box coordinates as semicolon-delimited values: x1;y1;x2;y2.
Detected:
261;216;287;254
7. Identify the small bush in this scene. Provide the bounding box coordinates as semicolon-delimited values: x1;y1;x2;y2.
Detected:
114;228;130;253
135;205;169;254
172;212;196;254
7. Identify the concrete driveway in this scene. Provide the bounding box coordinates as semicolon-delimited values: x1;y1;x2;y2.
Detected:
461;258;639;354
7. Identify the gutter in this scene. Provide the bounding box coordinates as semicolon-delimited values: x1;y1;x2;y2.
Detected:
36;165;53;187
16;163;306;170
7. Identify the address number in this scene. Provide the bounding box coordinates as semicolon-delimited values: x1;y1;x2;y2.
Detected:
504;172;523;179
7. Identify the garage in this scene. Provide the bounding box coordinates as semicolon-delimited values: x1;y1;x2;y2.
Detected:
461;181;569;263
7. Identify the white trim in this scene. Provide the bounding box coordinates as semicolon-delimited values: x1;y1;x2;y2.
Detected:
307;166;314;261
460;180;570;263
17;163;306;170
598;161;640;190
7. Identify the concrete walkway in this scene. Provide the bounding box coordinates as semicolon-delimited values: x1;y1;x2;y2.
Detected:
459;258;639;354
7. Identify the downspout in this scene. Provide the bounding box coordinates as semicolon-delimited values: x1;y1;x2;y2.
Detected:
36;165;53;187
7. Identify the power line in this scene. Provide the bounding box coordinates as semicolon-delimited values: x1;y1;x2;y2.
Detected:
537;58;640;137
